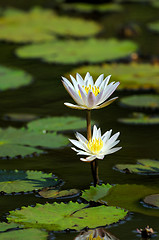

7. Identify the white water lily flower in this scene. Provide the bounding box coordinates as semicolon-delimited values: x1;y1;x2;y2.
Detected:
69;125;122;162
62;72;120;110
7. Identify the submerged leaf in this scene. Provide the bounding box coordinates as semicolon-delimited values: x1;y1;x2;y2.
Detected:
39;188;80;199
27;116;90;133
16;39;138;64
0;127;68;158
115;159;159;174
7;201;127;231
120;95;159;109
0;65;32;91
0;228;48;240
68;63;159;91
0;7;100;43
0;170;61;193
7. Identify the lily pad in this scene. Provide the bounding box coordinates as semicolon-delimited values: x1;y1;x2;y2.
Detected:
27;116;91;133
120;95;159;109
61;3;123;13
0;127;68;158
0;222;19;232
16;38;138;64
0;65;32;91
0;228;48;240
143;194;159;208
118;112;159;125
3;113;38;122
115;159;159;174
148;21;159;34
39;188;80;199
151;0;159;8
7;201;127;231
0;170;61;194
0;7;100;43
81;184;112;203
81;184;159;217
68;63;159;91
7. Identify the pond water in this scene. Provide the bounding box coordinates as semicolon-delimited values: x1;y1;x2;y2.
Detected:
0;1;159;239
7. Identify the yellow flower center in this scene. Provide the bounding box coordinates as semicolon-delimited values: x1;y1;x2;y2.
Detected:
87;138;103;154
78;85;100;98
87;234;104;240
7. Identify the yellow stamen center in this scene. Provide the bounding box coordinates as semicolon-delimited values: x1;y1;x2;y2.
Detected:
87;234;104;240
78;85;100;98
87;138;103;154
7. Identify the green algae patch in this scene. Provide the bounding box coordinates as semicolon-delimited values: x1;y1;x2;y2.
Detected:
16;39;138;64
0;170;61;194
7;202;127;231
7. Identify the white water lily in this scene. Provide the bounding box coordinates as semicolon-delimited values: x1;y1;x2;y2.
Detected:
62;72;120;110
70;125;122;162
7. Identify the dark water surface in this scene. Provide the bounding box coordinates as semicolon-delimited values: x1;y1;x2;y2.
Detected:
0;1;159;239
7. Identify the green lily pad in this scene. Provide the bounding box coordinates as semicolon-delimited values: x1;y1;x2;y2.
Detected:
0;222;19;232
81;184;159;217
81;184;112;203
115;159;159;174
118;112;159;125
39;188;80;199
68;63;159;91
0;7;100;43
0;229;48;240
0;170;61;194
151;0;159;8
0;65;32;91
143;194;159;208
7;201;127;231
27;116;91;133
120;95;159;109
16;38;138;64
3;113;38;122
148;21;159;33
61;3;123;13
0;127;68;158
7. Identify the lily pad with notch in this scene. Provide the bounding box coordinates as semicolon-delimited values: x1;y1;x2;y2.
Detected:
27;116;92;133
16;38;138;64
68;63;159;91
118;112;159;125
119;95;159;110
0;65;33;91
39;188;80;199
81;184;159;217
7;201;128;231
0;7;100;43
115;159;159;175
0;127;68;158
0;170;62;194
0;228;48;240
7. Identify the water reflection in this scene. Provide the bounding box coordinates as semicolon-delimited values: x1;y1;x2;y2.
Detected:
74;228;119;240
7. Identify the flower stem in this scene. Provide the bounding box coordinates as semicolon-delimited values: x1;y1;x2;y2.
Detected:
86;110;97;187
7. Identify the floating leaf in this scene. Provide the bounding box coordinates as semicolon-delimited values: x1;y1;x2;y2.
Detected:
27;116;92;133
39;188;80;199
7;201;127;231
81;184;112;203
118;112;159;125
0;7;100;43
151;0;159;8
68;63;159;91
16;39;138;64
143;194;159;208
0;222;19;232
61;3;123;13
82;184;159;217
120;95;159;109
0;170;61;194
3;113;38;122
0;65;32;91
0;228;48;240
148;21;159;34
115;159;159;174
0;127;68;158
